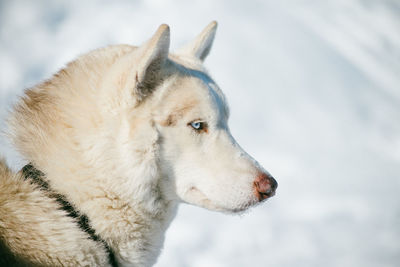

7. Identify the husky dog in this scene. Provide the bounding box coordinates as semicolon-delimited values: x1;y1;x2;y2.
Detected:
0;22;277;266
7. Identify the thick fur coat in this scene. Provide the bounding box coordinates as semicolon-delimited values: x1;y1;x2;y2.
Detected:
0;22;277;266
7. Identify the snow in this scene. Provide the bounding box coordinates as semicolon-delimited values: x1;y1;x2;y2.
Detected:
1;0;399;266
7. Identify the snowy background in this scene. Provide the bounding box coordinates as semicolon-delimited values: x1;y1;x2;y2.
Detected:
1;0;399;266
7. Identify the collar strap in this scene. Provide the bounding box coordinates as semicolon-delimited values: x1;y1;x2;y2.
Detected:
22;164;118;267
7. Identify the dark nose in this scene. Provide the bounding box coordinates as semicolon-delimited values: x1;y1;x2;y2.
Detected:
254;173;278;201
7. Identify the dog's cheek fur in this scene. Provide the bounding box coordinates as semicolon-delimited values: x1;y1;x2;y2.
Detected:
80;109;181;260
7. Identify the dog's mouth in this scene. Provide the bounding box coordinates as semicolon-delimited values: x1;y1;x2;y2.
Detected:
184;186;257;213
185;186;217;209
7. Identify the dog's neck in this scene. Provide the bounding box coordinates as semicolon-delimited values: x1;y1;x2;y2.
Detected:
22;163;119;266
23;162;178;266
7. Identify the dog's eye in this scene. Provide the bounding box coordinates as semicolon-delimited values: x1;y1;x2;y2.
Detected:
188;121;207;132
191;122;202;130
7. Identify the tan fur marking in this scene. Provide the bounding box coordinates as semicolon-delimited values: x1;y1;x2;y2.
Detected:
161;99;198;127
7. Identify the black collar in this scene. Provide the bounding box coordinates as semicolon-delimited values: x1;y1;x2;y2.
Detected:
22;163;118;267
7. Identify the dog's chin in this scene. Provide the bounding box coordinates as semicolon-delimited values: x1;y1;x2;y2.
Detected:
219;200;261;215
182;186;258;214
200;201;258;215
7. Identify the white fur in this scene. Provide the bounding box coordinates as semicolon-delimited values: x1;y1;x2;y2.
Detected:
1;22;275;266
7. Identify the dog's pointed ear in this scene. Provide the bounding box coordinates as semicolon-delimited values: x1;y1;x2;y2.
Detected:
133;24;170;100
177;21;217;61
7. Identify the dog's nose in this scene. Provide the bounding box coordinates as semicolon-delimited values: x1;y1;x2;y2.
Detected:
254;172;278;201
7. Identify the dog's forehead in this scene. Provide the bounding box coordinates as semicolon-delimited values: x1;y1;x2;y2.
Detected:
166;71;229;120
162;58;229;116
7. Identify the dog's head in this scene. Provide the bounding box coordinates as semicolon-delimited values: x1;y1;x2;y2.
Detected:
115;22;277;213
12;22;276;214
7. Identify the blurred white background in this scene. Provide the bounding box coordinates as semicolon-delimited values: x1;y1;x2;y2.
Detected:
1;0;399;266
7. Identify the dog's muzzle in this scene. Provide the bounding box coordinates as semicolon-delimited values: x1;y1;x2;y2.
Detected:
254;172;278;201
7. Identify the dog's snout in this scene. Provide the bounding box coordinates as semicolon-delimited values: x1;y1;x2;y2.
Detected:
254;173;278;201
